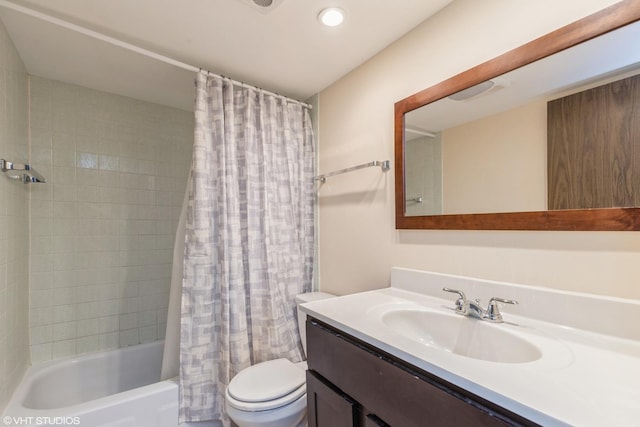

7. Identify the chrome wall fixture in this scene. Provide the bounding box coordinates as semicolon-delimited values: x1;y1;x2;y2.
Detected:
0;159;47;183
316;160;390;184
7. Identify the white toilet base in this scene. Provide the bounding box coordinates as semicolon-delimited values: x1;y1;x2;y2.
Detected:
225;394;306;427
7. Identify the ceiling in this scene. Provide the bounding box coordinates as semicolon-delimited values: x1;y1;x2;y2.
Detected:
0;0;453;111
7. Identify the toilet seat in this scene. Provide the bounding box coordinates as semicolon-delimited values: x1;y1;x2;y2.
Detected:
226;359;306;412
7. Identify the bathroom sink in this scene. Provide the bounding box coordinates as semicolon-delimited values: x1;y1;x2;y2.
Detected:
381;309;542;363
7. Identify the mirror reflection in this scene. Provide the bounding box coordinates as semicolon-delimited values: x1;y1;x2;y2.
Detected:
403;20;640;216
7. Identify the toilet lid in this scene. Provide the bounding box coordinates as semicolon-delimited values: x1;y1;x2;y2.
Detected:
226;383;306;412
227;359;306;409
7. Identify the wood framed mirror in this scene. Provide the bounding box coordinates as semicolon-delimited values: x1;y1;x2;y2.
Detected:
394;0;640;231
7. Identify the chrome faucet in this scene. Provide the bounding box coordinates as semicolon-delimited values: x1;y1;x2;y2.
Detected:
442;288;518;323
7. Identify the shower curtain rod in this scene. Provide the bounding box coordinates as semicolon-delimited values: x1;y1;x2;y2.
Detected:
0;0;312;109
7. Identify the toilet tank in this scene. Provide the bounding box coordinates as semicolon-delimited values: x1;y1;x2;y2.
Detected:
295;292;334;356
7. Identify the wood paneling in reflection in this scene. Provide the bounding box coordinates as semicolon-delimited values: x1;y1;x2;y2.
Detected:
548;74;640;210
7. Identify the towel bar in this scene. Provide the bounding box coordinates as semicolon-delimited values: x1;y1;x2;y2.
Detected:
0;159;47;183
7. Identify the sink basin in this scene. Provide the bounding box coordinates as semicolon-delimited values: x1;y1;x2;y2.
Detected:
381;309;542;363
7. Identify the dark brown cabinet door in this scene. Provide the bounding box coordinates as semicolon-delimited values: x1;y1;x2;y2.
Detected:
364;414;390;427
307;370;358;427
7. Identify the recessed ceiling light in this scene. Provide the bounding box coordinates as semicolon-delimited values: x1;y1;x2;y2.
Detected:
318;7;345;27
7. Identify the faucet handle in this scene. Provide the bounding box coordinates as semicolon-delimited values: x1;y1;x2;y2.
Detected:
442;288;467;313
484;297;518;323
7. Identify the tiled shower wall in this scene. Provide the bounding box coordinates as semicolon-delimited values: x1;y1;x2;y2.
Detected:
0;19;30;411
28;77;193;362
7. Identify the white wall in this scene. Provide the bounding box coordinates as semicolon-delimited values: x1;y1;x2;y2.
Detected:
0;18;30;412
405;134;442;216
317;0;640;299
28;78;193;362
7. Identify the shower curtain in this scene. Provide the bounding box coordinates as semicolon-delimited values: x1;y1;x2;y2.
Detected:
176;72;316;425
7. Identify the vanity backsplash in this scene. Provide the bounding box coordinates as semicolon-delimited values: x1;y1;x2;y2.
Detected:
391;267;640;341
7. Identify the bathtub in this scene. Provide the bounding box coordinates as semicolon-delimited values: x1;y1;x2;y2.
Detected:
3;341;218;427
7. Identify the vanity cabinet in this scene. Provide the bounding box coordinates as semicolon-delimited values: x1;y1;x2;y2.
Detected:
306;318;538;427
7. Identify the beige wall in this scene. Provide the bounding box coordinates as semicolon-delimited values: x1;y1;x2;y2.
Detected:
317;0;640;299
28;78;193;363
0;19;30;412
442;100;546;214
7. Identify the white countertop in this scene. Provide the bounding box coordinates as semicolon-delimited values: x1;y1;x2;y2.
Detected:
300;268;640;427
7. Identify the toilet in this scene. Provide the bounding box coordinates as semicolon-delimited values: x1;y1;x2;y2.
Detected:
225;292;334;427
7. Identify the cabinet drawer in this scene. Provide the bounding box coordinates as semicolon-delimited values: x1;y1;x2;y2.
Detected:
306;318;536;427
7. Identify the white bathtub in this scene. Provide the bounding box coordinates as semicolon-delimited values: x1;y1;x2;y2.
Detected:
3;341;218;427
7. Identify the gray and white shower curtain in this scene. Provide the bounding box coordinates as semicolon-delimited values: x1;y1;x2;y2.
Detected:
179;72;315;425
